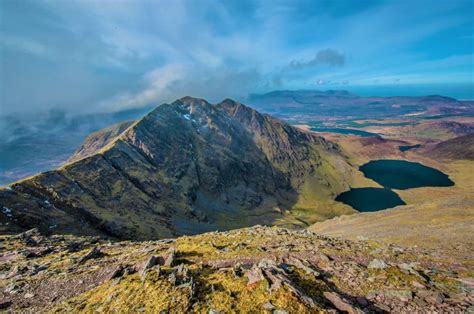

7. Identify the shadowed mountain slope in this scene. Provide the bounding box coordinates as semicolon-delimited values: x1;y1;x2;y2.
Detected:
67;120;134;163
423;133;474;160
0;97;352;240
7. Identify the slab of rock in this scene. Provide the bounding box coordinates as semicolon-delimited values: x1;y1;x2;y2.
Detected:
140;256;159;281
246;266;265;286
412;281;426;289
323;292;364;314
383;290;413;302
78;247;103;264
17;228;41;245
417;290;445;304
107;265;125;281
163;247;175;267
66;241;84;252
24;293;35;299
287;257;320;277
456;277;474;289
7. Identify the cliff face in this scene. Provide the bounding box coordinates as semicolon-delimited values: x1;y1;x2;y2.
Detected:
0;97;352;240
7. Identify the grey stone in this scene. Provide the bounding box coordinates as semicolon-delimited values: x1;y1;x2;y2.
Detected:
368;259;388;269
323;292;364;314
263;302;275;310
163;247;175;267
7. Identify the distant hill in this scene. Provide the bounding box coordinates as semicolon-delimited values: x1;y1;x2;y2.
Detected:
247;90;474;119
0;97;352;240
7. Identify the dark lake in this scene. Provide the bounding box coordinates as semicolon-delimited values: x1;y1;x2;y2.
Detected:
310;127;379;137
335;187;406;212
399;144;421;152
360;160;454;190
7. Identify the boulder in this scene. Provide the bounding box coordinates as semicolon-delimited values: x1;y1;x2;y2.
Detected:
368;259;388;269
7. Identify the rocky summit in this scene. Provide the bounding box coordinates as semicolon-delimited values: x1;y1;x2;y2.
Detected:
1;226;472;312
0;97;352;240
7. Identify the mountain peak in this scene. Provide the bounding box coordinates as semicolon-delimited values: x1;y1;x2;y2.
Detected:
173;96;211;107
219;98;240;106
217;98;258;118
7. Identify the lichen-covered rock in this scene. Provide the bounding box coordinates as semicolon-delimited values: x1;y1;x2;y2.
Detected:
368;259;388;269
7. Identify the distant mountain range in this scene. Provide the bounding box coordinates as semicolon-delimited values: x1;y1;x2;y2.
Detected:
247;89;474;119
0;97;352;239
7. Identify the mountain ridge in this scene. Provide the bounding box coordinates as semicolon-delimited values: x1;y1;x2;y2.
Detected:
0;97;354;240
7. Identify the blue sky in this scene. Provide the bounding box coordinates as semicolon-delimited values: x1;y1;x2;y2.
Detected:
1;0;473;115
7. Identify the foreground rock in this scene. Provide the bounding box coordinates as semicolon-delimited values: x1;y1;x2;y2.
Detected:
0;226;472;312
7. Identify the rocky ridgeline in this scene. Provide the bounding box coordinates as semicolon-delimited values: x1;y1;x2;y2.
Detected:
0;227;472;312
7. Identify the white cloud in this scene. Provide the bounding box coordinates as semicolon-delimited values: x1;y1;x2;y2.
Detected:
1;0;472;117
99;63;260;111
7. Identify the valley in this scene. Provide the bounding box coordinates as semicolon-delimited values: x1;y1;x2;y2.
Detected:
302;118;474;262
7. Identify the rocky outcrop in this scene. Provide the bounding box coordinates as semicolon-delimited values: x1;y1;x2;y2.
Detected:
0;226;471;312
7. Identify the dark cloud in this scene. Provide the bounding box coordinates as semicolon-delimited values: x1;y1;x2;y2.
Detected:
288;49;345;70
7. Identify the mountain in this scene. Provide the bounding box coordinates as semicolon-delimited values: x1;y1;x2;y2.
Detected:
0;97;352;240
247;90;474;119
